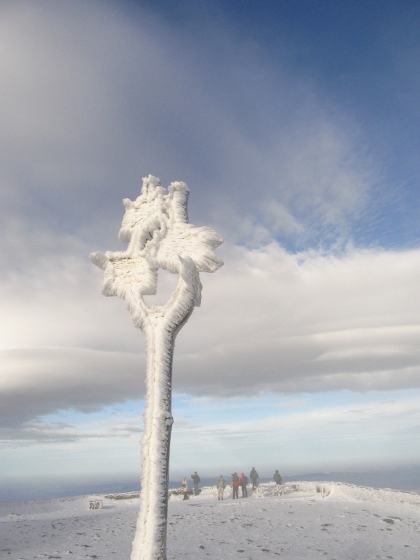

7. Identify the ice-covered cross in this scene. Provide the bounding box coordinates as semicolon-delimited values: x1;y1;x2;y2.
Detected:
90;175;223;560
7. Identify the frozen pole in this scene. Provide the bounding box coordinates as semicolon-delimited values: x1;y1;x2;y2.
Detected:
90;175;223;560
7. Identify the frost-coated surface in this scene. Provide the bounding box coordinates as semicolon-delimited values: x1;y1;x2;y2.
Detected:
90;175;223;310
2;482;420;559
90;176;223;559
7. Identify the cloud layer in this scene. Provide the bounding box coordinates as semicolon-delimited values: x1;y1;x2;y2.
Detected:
0;0;379;252
169;395;420;475
1;0;420;458
3;392;420;478
2;239;420;431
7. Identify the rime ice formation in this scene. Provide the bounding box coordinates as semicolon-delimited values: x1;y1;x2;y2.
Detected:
90;175;223;560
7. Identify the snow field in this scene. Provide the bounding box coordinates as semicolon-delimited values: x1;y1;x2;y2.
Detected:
1;482;420;559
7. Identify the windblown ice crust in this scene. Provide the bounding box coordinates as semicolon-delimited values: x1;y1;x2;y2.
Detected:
90;175;223;313
90;175;223;560
3;482;420;559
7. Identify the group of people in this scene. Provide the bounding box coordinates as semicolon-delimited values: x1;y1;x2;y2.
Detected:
182;468;282;501
182;472;201;499
230;472;248;499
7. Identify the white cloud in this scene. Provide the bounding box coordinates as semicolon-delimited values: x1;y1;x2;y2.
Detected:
4;392;419;477
259;199;304;236
0;347;145;427
1;236;420;432
0;0;416;450
0;413;144;443
168;395;420;475
0;0;380;251
172;242;420;394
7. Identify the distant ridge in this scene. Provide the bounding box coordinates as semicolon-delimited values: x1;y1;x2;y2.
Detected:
281;466;420;493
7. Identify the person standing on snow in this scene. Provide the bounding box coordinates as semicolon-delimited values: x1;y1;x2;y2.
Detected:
191;471;201;495
250;467;259;489
217;475;226;500
182;476;189;500
274;470;282;486
232;472;240;499
239;473;248;497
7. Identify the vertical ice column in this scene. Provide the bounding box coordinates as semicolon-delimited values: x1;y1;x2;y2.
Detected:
131;314;191;558
130;263;198;560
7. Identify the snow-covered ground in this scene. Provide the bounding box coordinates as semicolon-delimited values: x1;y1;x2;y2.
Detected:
2;482;420;559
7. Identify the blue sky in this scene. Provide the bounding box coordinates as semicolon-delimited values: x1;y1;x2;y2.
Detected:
1;0;420;488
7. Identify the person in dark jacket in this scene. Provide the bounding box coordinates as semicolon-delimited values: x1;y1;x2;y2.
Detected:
232;472;239;499
191;471;200;495
239;473;248;497
274;470;282;485
250;467;259;489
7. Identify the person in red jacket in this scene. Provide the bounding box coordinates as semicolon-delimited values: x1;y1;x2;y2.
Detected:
239;473;248;497
232;472;239;499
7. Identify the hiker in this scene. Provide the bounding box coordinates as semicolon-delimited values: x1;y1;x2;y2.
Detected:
182;476;189;500
217;475;226;500
191;471;201;495
232;472;240;499
239;472;248;497
250;467;259;489
274;470;282;485
182;476;188;500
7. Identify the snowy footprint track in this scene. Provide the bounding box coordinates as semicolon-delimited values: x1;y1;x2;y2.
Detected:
2;483;420;559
